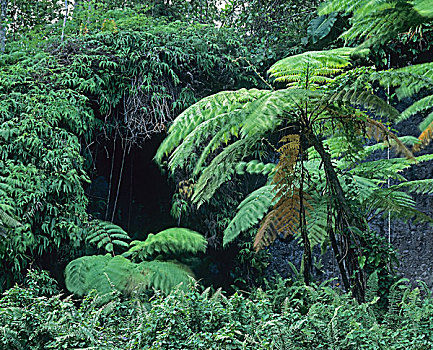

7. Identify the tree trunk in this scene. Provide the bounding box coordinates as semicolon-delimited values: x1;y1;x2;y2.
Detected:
308;131;366;302
299;144;311;285
0;0;7;53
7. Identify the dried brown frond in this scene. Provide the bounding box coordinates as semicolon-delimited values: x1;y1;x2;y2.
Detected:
254;134;312;251
413;122;433;152
365;117;415;160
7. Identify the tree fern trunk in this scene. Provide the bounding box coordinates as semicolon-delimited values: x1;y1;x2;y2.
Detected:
299;145;311;285
308;131;366;302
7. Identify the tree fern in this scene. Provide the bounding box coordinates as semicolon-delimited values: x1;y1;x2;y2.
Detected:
223;185;275;246
126;228;207;261
156;46;420;299
65;227;206;298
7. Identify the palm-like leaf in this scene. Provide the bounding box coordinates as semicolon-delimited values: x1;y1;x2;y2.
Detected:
86;220;130;254
268;48;368;86
126;227;207;260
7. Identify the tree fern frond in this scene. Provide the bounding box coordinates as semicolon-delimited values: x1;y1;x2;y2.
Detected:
319;0;424;45
86;220;130;255
192;137;258;206
65;254;145;297
388;179;433;195
126;228;207;261
240;88;307;135
223;185;275;246
374;64;433;99
155;89;269;165
269;48;368;86
399;95;433;123
138;260;193;294
348;156;433;183
254;193;305;251
254;135;305;251
413;0;433;17
364;117;415;160
330;90;400;120
363;188;416;218
364;187;433;224
235;160;275;176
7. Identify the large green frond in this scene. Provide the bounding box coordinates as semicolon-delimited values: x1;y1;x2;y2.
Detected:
388;179;433;195
138;260;193;294
164;88;305;175
330;89;400;120
319;0;425;45
413;0;433;17
65;255;145;297
399;95;433;123
191;137;258;206
223;185;275;246
363;187;433;223
155;88;269;165
126;228;207;260
268;48;368;86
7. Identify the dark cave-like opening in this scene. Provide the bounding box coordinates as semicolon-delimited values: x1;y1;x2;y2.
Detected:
86;134;176;239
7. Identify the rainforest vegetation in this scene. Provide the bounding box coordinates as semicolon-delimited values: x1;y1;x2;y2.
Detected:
0;0;433;348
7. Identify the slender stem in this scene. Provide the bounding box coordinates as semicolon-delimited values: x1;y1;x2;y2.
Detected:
111;143;127;222
61;0;69;42
0;0;7;53
105;134;117;220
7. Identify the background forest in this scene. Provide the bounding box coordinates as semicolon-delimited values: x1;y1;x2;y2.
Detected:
0;0;433;349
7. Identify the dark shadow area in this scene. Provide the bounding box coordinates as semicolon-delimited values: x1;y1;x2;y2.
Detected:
86;134;176;239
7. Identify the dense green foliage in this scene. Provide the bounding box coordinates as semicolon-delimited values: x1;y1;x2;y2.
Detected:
0;2;260;290
0;0;433;348
1;270;433;349
0;51;92;289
